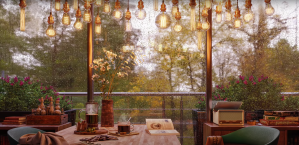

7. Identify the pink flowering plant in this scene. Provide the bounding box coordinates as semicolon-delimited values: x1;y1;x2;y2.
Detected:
90;49;135;100
0;76;63;111
212;75;284;111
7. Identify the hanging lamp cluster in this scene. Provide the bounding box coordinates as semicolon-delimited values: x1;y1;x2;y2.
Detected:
18;0;276;36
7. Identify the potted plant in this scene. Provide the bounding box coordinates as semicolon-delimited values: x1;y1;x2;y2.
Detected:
91;49;135;127
0;76;75;125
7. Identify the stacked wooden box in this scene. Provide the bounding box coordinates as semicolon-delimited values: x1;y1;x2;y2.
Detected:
260;111;299;126
2;116;26;125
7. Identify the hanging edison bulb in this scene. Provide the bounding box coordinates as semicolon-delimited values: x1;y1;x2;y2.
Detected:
46;12;56;37
202;17;210;31
55;0;61;11
74;5;83;30
204;0;212;10
74;0;78;10
213;0;226;5
19;0;26;31
265;0;274;16
95;13;102;35
173;7;182;32
224;0;232;22
215;3;222;23
104;0;111;14
155;0;171;29
243;0;254;22
234;1;242;29
202;7;209;17
83;1;92;23
171;0;178;17
62;0;70;25
154;0;159;11
95;0;102;7
190;0;196;31
125;5;132;32
135;0;146;20
112;0;123;21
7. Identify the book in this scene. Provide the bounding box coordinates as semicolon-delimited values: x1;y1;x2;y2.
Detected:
260;119;299;126
3;120;26;123
145;119;180;136
2;122;25;125
263;115;299;121
5;116;26;120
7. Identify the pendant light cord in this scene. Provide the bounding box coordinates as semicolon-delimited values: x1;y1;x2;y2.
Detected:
198;0;200;20
127;0;129;10
50;0;53;13
237;0;239;8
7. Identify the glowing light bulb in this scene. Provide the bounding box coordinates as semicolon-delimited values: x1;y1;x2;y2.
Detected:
74;0;78;10
74;18;83;30
135;9;146;20
83;9;92;23
173;20;182;32
62;13;70;25
125;20;132;32
46;24;56;37
234;18;242;28
225;9;232;22
20;7;25;31
202;18;210;31
55;0;61;11
190;6;196;31
265;3;275;16
243;8;254;22
155;12;171;29
197;31;202;50
154;0;159;11
112;9;123;20
197;20;202;30
95;24;101;35
216;13;222;23
104;1;111;14
95;0;102;7
213;0;226;5
205;0;212;10
172;4;178;17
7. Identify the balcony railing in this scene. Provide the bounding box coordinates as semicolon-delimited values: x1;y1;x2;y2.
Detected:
58;92;299;145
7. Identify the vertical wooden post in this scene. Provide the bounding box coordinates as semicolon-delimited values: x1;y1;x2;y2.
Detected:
87;4;94;102
205;9;212;123
180;99;184;144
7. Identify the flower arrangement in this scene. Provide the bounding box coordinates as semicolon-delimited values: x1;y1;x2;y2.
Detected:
212;75;283;111
91;49;135;100
0;76;72;111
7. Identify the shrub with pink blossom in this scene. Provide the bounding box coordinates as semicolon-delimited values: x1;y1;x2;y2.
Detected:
211;75;285;111
0;76;70;111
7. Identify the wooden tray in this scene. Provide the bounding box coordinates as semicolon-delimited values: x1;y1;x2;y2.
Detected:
26;114;68;125
74;129;108;135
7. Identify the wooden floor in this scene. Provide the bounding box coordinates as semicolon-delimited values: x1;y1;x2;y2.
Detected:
56;125;181;145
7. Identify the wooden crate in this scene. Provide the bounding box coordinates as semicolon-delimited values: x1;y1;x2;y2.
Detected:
26;114;68;125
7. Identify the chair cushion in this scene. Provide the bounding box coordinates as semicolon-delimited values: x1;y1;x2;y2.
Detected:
7;127;46;145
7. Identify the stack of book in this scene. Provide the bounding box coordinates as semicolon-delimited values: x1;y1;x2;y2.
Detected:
260;111;299;126
2;116;26;125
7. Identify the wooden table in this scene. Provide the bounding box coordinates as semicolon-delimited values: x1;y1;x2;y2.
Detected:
203;122;299;145
56;125;181;145
0;122;72;145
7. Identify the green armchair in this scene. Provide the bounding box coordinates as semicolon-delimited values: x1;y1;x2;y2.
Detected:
222;126;280;145
7;127;46;145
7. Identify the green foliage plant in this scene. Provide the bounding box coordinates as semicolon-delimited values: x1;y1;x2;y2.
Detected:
0;76;72;111
91;49;136;100
212;75;284;111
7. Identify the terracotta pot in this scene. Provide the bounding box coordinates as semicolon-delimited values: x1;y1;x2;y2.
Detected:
101;100;114;127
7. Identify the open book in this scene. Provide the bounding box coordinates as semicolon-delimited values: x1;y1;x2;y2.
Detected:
145;119;180;136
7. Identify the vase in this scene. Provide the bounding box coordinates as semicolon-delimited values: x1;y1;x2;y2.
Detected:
101;100;114;127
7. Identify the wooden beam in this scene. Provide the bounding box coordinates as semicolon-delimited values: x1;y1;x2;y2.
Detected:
87;4;94;102
205;9;212;123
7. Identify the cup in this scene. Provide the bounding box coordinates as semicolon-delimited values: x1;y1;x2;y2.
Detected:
117;121;134;134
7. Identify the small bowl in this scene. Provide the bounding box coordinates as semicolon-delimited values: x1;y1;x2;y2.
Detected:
120;132;127;135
